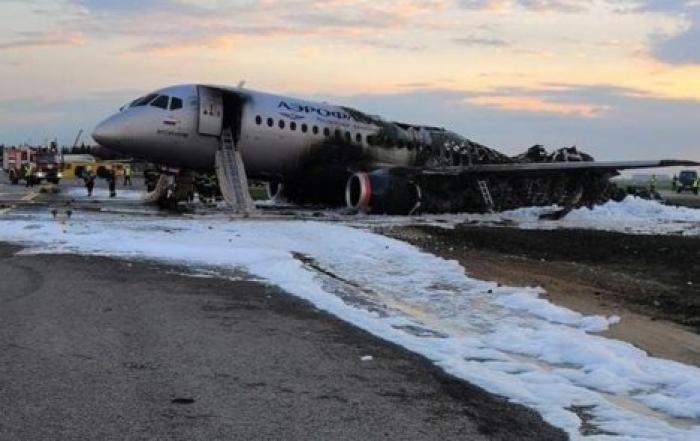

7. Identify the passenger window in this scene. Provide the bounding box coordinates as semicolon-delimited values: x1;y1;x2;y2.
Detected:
356;133;362;143
345;131;351;142
290;122;297;131
313;126;319;135
278;120;285;129
255;115;262;125
301;124;308;133
323;127;330;137
267;118;274;127
132;93;158;107
170;97;183;110
150;95;169;109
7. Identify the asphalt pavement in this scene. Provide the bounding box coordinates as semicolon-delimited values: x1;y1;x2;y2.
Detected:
0;244;565;440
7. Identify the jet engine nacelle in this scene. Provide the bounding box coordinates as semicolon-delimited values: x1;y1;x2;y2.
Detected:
345;170;422;215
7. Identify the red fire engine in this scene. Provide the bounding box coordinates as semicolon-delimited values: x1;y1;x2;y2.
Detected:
2;144;63;185
2;146;35;184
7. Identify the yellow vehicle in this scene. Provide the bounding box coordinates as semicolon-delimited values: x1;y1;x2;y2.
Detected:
62;154;130;179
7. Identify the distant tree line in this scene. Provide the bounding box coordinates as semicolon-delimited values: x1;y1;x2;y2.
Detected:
61;143;92;154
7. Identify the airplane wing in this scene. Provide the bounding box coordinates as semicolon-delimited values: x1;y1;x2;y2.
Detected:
420;159;700;176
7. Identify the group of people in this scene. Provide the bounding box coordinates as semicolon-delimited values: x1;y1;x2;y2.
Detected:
81;165;132;197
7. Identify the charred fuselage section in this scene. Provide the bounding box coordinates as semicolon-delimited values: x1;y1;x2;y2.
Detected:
281;106;622;216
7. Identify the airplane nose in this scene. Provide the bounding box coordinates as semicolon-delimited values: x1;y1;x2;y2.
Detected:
92;116;122;147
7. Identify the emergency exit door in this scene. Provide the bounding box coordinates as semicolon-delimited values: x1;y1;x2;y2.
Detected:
198;86;223;136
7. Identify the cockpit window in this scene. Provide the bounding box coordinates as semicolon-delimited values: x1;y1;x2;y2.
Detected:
170;97;183;110
150;95;169;109
130;93;158;107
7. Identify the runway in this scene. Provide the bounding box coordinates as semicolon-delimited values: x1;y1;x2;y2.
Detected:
0;245;563;440
1;175;700;440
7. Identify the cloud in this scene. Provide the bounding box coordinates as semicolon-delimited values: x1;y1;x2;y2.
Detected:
357;39;428;51
0;31;85;51
76;0;206;15
459;0;592;13
62;0;432;55
620;0;700;65
651;8;700;64
467;95;608;117
452;36;510;47
324;84;700;161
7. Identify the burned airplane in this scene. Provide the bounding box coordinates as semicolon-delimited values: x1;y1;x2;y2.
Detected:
92;84;698;217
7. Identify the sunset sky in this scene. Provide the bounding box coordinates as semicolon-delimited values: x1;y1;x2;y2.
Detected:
1;0;699;160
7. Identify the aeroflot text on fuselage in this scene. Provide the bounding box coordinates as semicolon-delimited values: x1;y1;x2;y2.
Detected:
278;101;355;121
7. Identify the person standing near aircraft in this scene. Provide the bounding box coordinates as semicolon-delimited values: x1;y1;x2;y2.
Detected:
83;166;96;196
649;175;657;194
123;165;132;186
21;164;29;187
23;162;35;187
693;175;699;195
106;166;117;198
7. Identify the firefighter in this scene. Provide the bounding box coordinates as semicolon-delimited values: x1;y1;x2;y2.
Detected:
23;162;35;188
106;166;117;198
672;175;678;191
123;165;132;186
649;174;657;193
83;166;96;196
693;175;700;195
21;164;29;187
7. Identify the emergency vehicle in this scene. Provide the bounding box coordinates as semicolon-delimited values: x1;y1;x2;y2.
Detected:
33;147;63;184
2;146;34;184
677;170;698;194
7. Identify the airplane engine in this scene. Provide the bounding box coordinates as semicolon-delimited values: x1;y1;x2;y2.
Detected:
345;171;422;215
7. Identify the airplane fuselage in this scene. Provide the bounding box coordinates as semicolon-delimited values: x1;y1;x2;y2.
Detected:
93;83;698;215
93;84;421;180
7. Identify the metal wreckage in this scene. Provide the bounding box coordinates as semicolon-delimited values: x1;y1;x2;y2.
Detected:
275;107;648;220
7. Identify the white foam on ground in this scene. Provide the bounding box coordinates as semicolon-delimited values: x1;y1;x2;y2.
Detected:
348;197;700;236
65;185;145;201
493;197;700;236
1;212;699;440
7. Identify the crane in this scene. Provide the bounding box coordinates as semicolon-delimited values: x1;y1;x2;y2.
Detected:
72;129;83;150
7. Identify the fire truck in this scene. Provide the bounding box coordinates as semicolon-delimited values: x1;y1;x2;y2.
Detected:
34;146;63;184
2;144;63;185
2;146;34;184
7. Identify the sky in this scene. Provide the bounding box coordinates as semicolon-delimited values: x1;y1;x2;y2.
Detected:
0;0;699;161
